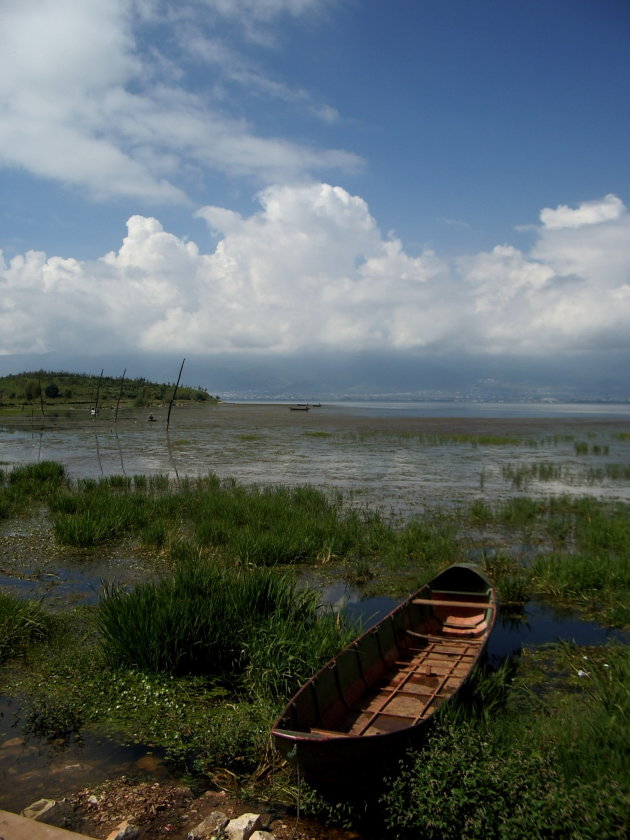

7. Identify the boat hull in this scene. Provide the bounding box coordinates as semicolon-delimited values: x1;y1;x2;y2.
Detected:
271;564;496;784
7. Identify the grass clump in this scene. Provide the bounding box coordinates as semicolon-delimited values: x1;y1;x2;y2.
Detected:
531;552;630;625
0;461;66;518
0;592;51;663
98;551;354;692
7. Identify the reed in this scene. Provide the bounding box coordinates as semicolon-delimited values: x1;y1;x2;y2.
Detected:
0;592;50;662
98;552;352;696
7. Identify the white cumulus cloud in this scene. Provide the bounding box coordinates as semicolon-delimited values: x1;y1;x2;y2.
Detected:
539;194;625;229
1;187;629;359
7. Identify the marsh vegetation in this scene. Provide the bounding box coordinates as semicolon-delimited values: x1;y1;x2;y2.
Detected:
1;455;629;837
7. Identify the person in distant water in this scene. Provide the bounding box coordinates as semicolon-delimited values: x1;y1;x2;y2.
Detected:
148;414;156;422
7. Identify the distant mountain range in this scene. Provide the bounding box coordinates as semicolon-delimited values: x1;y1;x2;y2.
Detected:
0;349;628;403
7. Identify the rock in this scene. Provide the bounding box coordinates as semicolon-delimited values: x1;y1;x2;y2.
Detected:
20;798;56;820
187;810;230;839
250;832;275;840
37;799;79;830
134;753;166;774
51;762;89;774
225;812;263;840
105;819;141;840
1;736;24;747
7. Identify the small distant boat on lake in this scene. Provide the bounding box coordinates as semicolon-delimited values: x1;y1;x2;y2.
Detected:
290;404;310;411
271;563;496;784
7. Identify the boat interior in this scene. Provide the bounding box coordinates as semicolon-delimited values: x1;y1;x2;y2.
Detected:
280;582;494;740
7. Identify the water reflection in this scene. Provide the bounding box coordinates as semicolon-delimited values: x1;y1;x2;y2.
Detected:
318;582;627;668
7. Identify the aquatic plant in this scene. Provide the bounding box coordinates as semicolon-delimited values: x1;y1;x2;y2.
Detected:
0;592;50;663
98;552;352;695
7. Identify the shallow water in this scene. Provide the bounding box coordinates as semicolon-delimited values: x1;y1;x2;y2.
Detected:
0;696;174;813
2;402;630;517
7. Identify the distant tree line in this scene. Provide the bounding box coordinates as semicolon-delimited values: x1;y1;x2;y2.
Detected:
0;370;219;408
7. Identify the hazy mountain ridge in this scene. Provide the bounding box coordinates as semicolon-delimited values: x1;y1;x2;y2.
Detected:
0;350;627;403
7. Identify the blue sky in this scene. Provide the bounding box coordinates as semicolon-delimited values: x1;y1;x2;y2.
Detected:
1;0;629;394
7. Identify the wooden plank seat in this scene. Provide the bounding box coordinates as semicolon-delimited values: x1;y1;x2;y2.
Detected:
309;727;349;738
412;598;492;609
405;629;483;645
441;621;488;637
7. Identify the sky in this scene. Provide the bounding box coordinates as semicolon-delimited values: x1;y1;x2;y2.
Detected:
1;0;629;396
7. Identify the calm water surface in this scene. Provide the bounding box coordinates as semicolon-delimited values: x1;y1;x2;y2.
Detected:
2;401;630;516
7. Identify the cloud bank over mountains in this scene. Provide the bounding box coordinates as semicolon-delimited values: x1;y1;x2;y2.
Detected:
1;188;628;371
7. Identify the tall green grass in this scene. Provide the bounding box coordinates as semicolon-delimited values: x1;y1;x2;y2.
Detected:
44;470;462;575
98;551;354;699
0;592;50;662
0;461;66;518
50;482;150;546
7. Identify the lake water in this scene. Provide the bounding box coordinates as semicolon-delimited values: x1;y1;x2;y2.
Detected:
2;401;630;517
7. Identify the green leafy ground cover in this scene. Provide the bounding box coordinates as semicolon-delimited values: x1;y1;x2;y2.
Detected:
0;461;629;838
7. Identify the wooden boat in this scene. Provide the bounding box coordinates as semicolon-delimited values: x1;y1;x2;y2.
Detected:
271;563;496;784
289;404;310;411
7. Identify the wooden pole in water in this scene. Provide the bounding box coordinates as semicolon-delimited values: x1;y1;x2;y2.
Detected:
38;372;45;419
114;368;126;424
92;369;104;418
166;358;185;430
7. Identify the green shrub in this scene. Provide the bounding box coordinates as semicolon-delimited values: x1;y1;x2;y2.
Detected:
381;722;629;839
